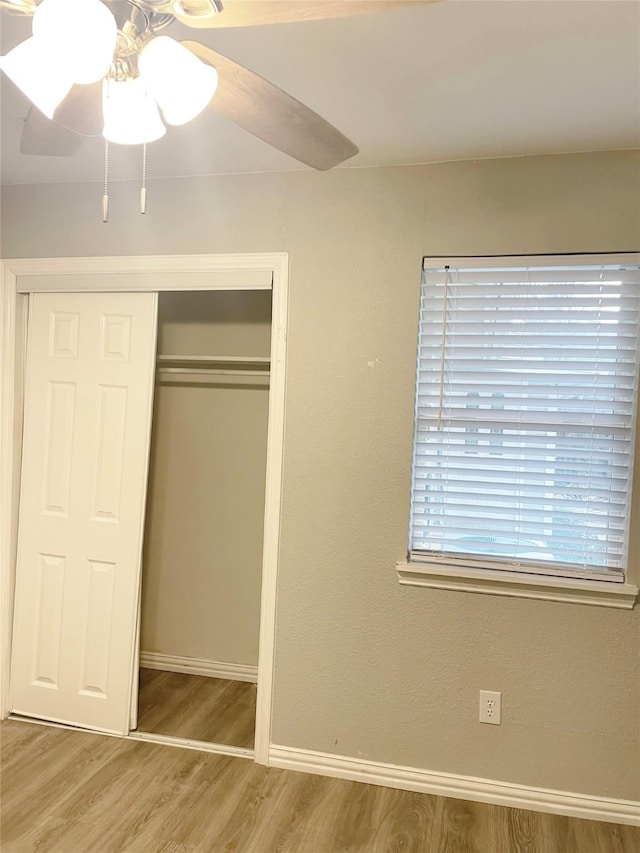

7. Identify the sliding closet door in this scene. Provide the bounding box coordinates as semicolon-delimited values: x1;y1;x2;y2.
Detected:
10;292;157;735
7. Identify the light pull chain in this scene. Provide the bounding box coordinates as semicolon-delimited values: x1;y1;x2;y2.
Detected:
140;142;147;215
102;138;110;223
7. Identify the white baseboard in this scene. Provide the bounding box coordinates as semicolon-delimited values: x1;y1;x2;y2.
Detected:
269;745;640;827
140;652;258;683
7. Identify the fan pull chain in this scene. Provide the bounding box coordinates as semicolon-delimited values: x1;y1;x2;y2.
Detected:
102;138;110;223
140;142;147;215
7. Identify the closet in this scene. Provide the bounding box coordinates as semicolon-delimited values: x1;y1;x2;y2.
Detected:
7;274;276;753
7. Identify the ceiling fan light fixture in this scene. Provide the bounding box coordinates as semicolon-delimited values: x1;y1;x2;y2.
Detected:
102;76;166;145
33;0;117;85
0;36;72;119
138;36;217;126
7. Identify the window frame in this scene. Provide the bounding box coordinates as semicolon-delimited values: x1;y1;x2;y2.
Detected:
397;253;640;609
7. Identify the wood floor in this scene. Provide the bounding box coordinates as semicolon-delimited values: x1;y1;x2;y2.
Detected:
1;720;638;853
136;668;256;748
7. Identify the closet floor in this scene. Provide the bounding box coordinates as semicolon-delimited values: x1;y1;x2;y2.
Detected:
136;668;256;748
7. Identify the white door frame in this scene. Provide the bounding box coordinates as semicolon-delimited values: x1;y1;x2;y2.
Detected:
0;252;289;766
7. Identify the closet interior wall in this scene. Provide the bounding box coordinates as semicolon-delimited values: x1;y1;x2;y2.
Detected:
140;290;272;672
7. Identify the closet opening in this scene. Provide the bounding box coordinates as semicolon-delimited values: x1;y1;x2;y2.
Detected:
134;290;272;753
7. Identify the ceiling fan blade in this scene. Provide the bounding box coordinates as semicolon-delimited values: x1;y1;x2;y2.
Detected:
20;106;86;156
52;82;103;137
183;40;358;170
174;1;433;28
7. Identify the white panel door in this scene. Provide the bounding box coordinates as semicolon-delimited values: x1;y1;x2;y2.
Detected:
10;292;157;734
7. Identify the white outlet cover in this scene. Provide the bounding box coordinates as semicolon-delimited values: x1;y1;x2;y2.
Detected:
479;690;502;725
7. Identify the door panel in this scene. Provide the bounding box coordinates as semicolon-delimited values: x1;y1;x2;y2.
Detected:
10;292;157;734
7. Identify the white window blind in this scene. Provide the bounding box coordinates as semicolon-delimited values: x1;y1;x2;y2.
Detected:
410;259;640;580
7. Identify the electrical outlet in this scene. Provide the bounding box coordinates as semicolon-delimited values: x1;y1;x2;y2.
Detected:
479;690;502;725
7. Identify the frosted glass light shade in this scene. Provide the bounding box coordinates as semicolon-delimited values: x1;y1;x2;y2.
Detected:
33;0;117;85
102;77;166;145
0;37;72;118
139;36;218;126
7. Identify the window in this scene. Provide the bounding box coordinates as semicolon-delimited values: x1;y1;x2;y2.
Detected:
403;255;640;605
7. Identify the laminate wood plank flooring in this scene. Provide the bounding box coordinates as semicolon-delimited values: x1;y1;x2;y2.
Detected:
136;668;256;748
2;720;638;853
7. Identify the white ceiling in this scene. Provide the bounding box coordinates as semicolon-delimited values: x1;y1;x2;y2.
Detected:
1;0;639;185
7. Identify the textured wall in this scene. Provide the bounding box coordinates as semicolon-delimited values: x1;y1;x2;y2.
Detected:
2;151;639;799
140;292;270;666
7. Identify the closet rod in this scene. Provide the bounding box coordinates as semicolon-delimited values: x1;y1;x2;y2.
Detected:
156;371;269;387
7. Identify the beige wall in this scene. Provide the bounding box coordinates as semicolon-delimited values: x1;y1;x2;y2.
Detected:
140;292;270;666
2;151;639;800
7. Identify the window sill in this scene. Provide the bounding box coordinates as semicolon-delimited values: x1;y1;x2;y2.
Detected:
396;560;639;610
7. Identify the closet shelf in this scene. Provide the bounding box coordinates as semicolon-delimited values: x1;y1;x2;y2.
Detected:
156;355;270;366
156;354;270;381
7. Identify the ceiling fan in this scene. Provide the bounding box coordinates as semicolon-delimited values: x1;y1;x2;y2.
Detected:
0;0;433;170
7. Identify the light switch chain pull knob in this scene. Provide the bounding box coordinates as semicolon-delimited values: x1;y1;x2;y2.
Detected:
141;141;147;215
